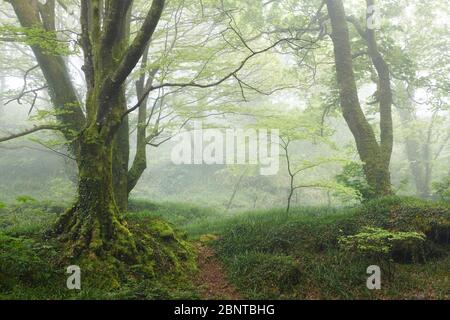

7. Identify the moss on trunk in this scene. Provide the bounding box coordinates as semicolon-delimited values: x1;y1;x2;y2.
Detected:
326;0;393;197
54;127;137;262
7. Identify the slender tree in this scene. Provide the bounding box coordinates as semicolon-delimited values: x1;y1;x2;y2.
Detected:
326;0;393;196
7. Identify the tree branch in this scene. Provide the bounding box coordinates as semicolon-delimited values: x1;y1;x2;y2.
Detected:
106;0;165;94
123;36;316;119
0;124;61;143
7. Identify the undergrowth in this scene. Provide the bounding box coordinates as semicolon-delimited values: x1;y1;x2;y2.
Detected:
0;196;448;299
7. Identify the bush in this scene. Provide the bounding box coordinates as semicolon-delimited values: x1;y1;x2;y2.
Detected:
335;162;374;201
338;227;426;272
360;196;450;246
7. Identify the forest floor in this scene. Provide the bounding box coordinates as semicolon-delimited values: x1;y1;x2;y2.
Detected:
194;243;242;300
0;196;449;299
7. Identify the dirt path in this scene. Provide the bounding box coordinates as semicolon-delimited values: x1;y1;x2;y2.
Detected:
195;243;243;300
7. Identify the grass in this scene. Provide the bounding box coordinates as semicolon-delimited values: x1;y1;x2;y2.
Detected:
0;196;448;300
204;197;449;299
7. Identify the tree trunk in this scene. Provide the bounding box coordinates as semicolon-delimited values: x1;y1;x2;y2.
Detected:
112;106;130;212
396;98;430;198
127;47;157;195
326;0;392;197
9;0;166;262
55;127;137;260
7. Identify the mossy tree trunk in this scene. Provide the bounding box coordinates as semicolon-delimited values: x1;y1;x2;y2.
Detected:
7;0;166;218
55;126;137;259
126;44;156;195
55;0;165;258
112;108;130;212
7;0;167;259
326;0;393;197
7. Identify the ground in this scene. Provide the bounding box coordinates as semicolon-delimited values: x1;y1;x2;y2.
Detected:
0;196;449;299
195;243;242;300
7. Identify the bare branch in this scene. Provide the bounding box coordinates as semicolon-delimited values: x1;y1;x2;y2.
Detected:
0;124;60;143
123;36;317;119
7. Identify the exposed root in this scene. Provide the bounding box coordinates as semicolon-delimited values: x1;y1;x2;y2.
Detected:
51;203;139;264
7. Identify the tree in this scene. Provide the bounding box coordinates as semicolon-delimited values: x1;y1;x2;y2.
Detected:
385;0;450;198
1;0;311;259
256;108;344;214
326;0;393;197
2;0;166;260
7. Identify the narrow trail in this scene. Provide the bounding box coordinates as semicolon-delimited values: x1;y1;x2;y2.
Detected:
195;243;243;300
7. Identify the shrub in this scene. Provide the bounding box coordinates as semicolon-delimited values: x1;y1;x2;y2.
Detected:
338;227;426;278
338;227;426;259
360;196;450;246
335;162;374;201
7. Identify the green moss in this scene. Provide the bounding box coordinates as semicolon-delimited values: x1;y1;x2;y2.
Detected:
0;201;199;299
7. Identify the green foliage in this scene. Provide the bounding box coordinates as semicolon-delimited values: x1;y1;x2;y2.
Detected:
0;201;200;299
433;176;450;202
0;198;449;299
338;227;425;258
360;196;450;245
0;201;60;236
127;200;220;228
0;233;58;291
0;25;73;56
338;227;426;279
336;162;374;201
206;197;449;299
16;195;37;204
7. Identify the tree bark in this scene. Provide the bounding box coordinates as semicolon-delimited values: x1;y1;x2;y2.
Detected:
127;45;155;194
54;126;136;260
326;0;392;197
5;0;167;261
55;0;165;258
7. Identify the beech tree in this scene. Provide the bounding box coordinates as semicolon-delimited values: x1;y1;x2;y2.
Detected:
1;0;309;259
326;0;393;196
4;0;166;259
